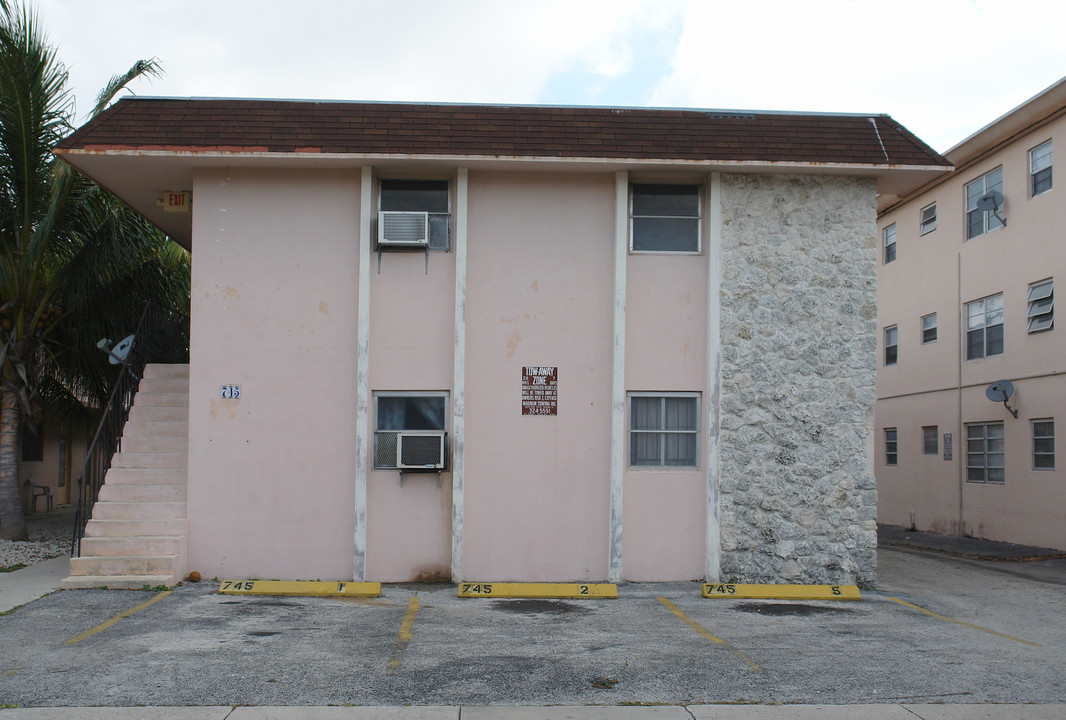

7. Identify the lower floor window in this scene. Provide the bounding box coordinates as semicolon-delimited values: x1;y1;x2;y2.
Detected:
967;422;1004;483
629;394;698;467
374;392;448;469
923;426;938;455
1033;419;1055;470
885;428;898;466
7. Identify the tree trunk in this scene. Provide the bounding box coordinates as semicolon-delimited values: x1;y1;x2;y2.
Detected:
0;387;28;540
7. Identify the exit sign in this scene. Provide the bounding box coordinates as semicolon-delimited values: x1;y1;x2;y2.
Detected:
163;191;190;212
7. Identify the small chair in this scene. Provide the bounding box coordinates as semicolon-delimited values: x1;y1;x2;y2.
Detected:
25;479;53;514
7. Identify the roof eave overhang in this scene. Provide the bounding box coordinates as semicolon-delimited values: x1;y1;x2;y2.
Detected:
54;146;952;249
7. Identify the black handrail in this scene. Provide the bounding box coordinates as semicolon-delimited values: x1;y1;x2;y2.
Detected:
70;301;188;557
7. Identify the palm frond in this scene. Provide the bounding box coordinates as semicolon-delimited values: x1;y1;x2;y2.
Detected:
90;58;162;118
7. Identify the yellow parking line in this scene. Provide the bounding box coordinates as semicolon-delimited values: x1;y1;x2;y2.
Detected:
887;597;1042;647
386;597;420;672
65;591;172;645
658;597;764;671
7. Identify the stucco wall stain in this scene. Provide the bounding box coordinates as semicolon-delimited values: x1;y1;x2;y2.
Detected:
506;331;521;358
209;398;240;420
319;301;330;315
410;563;451;583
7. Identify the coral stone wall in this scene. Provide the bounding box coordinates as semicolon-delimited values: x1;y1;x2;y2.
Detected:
718;175;879;585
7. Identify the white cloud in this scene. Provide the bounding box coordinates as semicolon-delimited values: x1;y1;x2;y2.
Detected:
651;0;1066;150
27;0;1066;150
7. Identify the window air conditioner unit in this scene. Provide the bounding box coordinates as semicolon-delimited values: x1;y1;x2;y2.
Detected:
396;431;446;470
379;211;429;247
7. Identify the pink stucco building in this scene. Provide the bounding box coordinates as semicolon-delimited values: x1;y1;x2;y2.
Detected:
876;77;1066;550
55;99;948;587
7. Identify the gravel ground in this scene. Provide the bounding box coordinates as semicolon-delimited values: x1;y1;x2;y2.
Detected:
0;508;73;569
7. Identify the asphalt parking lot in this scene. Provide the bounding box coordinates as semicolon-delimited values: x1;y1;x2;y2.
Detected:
1;544;1065;709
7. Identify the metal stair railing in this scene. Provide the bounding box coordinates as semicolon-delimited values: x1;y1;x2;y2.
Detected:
70;301;189;557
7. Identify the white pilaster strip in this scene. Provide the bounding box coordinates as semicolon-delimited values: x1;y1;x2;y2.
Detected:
354;165;373;581
451;168;469;582
608;171;628;583
705;172;723;581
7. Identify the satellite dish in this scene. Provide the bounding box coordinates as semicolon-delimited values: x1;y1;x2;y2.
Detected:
976;191;1001;212
976;191;1007;226
97;334;136;365
986;379;1018;418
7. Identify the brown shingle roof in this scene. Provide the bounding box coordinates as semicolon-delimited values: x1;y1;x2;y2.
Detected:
56;98;949;168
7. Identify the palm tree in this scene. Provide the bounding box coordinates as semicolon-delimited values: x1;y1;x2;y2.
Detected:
0;0;189;540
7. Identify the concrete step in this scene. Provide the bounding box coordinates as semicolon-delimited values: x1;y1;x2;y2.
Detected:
98;483;186;503
83;518;187;537
144;364;189;379
121;436;188;453
133;392;189;408
110;452;187;469
128;405;188;422
69;554;178;577
60;573;179;590
122;421;189;438
138;378;189;394
91;501;187;521
79;535;185;557
104;467;187;485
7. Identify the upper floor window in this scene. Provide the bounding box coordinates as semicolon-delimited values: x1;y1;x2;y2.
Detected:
630;184;700;253
884;325;898;366
883;223;896;264
1027;278;1054;333
629;393;699;467
379;179;451;250
1030;140;1053;197
921;313;938;344
966;294;1004;360
919;202;937;235
965;167;1004;240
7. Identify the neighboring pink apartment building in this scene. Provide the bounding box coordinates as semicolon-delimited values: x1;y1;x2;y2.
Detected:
877;77;1066;550
54;99;947;587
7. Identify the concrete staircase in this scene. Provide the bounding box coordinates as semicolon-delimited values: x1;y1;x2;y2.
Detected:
62;364;190;589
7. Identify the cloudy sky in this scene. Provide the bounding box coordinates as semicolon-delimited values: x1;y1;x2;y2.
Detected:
32;0;1066;153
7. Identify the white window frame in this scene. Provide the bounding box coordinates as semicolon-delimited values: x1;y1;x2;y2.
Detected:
883;223;896;264
965;293;1004;360
885;428;898;466
884;325;898;366
629;183;701;254
1027;278;1054;333
919;202;937;235
965;167;1004;240
923;425;938;456
1032;419;1055;470
373;391;449;470
628;392;700;468
921;313;937;344
966;421;1005;484
1030;140;1052;197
